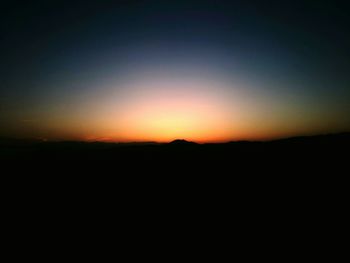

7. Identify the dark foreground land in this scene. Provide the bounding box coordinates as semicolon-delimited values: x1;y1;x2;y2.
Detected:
1;132;349;174
2;132;348;208
2;133;348;238
2;132;348;211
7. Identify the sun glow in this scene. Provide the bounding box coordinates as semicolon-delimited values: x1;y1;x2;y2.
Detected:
101;77;236;142
38;73;314;143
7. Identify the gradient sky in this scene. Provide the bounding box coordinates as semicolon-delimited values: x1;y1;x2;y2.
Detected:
1;0;349;142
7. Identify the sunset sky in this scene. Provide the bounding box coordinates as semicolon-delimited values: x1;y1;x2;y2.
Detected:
1;0;349;142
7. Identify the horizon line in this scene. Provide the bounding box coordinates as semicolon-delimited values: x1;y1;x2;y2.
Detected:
1;131;349;144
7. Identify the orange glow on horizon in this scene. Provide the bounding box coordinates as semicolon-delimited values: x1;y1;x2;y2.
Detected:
83;79;237;143
23;74;338;143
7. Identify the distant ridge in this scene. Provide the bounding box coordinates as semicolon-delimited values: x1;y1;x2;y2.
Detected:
0;132;349;146
226;132;350;144
169;139;197;145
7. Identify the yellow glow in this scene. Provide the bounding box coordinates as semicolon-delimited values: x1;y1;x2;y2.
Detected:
110;80;236;142
29;74;333;143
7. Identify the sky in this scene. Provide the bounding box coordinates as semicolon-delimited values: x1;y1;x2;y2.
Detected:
1;0;349;142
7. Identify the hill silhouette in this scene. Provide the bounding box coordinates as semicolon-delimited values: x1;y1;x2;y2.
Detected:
1;132;348;172
2;132;348;217
169;139;197;145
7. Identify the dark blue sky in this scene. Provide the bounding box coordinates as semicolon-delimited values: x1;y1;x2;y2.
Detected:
1;0;349;140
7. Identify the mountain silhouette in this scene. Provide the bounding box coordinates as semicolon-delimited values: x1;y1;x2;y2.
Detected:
1;132;349;175
169;139;197;145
